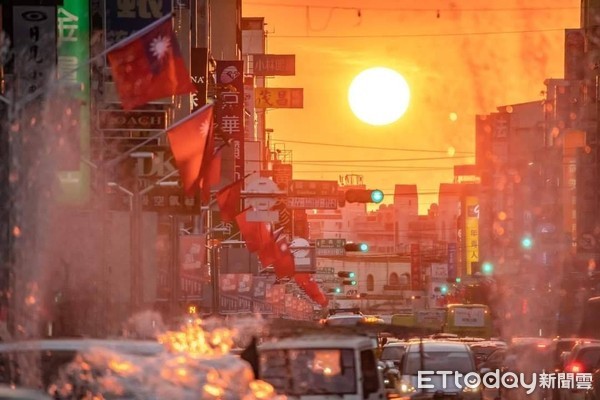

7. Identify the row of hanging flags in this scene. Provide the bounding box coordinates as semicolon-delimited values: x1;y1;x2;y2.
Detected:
104;13;328;308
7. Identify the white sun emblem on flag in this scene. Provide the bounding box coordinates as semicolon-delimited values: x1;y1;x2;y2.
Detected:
149;35;171;61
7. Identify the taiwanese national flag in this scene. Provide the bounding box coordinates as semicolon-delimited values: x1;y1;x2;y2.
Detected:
107;15;195;110
167;104;214;195
271;238;295;279
200;143;224;202
235;210;272;253
216;178;244;222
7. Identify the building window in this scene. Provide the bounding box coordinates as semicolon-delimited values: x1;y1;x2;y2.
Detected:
367;274;374;291
389;272;399;286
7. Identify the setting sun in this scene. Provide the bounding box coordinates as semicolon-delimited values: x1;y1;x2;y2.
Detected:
348;67;410;126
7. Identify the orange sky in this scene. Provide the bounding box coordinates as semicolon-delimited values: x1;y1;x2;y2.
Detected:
242;0;580;214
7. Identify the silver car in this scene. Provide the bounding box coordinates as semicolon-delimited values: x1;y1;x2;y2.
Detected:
396;340;483;400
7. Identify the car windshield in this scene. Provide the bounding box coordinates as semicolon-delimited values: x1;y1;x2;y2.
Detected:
470;346;499;360
260;348;357;396
326;316;363;326
404;351;474;375
381;346;406;361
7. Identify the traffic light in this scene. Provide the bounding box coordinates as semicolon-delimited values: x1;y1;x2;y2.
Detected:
440;285;448;295
327;287;342;294
345;242;369;252
521;236;533;249
455;277;461;283
338;271;356;278
482;262;494;275
344;189;384;204
342;279;357;286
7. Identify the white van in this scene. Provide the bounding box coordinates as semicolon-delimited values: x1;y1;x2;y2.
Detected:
258;333;386;400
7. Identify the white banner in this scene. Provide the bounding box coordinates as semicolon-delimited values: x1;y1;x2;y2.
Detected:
453;307;485;327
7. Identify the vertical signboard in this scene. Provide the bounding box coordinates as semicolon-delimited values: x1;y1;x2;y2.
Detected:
565;29;585;81
410;244;421;290
191;47;208;111
56;0;90;204
447;243;457;281
252;276;272;314
464;196;480;275
105;0;171;46
216;60;245;182
244;76;255;140
13;6;56;96
179;235;208;300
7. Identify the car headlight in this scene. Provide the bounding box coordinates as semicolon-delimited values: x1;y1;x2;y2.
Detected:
399;381;416;393
463;385;481;393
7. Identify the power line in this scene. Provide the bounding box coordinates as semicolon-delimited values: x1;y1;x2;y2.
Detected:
268;28;566;39
273;138;474;154
293;155;474;163
293;167;455;172
245;2;581;12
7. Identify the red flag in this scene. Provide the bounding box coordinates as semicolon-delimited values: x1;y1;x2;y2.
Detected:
271;237;295;279
200;145;223;203
258;238;279;267
167;104;213;195
107;16;195;110
235;210;272;252
216;178;244;222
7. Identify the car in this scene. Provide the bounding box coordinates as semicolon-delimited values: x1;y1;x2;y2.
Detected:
396;340;482;400
380;341;407;369
257;333;386;400
500;339;554;400
468;340;507;368
557;341;600;400
0;386;52;400
0;339;164;390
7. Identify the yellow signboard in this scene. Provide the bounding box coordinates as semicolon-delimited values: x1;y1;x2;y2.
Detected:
465;196;479;274
255;88;303;108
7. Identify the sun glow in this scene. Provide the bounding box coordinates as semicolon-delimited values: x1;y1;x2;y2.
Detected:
348;67;410;126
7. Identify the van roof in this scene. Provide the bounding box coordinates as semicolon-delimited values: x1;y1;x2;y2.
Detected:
260;334;377;350
0;339;165;356
406;340;471;352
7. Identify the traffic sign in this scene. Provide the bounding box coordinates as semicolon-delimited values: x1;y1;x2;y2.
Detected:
316;238;346;256
289;180;338;197
286;196;338;209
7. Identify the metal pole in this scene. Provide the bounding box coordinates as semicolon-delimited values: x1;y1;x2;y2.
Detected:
209;209;219;315
168;215;179;321
130;177;142;313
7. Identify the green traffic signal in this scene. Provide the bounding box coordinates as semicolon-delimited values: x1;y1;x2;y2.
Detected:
345;189;385;204
345;243;369;252
521;236;533;249
482;262;493;275
343;280;357;286
370;189;384;203
455;277;461;283
440;285;448;294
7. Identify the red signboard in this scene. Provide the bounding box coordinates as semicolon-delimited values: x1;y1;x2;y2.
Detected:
216;60;245;181
411;244;421;290
272;162;293;191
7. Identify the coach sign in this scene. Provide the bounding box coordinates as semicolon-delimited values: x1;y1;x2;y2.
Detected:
98;110;167;131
